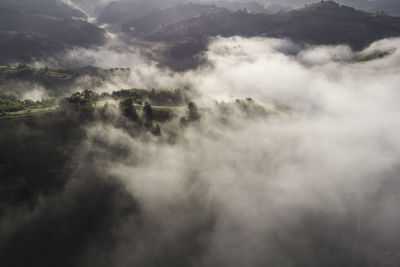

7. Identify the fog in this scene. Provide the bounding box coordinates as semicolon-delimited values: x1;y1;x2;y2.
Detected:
102;37;400;266
2;35;400;266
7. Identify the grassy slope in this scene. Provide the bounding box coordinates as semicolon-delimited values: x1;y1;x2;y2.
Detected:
0;106;59;121
0;87;187;120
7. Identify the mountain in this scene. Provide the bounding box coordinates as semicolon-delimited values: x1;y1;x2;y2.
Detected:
204;1;266;13
0;0;105;46
0;0;87;20
0;65;131;97
0;31;67;63
340;0;400;16
265;1;400;49
121;3;217;37
0;0;106;64
143;1;400;55
99;0;266;28
98;0;185;25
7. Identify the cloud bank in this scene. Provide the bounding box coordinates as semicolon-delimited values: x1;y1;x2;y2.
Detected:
3;36;400;267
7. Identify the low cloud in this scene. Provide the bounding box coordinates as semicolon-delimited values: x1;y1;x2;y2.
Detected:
3;36;400;266
99;36;400;266
0;82;48;101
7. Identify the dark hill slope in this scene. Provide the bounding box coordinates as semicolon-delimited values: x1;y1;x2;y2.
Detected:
341;0;400;16
145;1;400;50
267;1;400;49
0;0;87;20
0;0;105;64
0;31;66;63
0;14;105;47
98;0;181;24
0;0;105;47
121;3;217;37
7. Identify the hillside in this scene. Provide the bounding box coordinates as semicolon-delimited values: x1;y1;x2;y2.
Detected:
0;0;87;20
341;0;400;16
98;0;181;25
268;1;400;48
0;31;67;63
0;14;105;46
121;3;217;37
0;65;131;97
207;1;266;12
143;1;400;56
0;0;106;64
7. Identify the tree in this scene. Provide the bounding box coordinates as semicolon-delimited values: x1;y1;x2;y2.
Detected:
188;102;200;121
62;90;96;112
143;102;153;120
152;124;161;136
119;98;138;121
143;102;153;127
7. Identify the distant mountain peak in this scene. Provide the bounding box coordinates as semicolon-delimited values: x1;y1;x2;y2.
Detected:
301;0;355;11
309;1;341;7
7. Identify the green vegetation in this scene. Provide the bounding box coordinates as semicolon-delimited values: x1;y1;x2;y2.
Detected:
0;89;186;132
0;64;73;86
0;88;271;132
0;87;188;120
149;106;178;122
354;49;394;62
0;65;132;95
234;98;269;116
119;98;139;121
0;94;56;115
60;90;97;112
0;87;273;216
188;102;200;121
105;88;187;106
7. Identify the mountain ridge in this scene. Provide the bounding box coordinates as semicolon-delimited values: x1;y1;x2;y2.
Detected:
138;0;400;58
0;0;106;64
